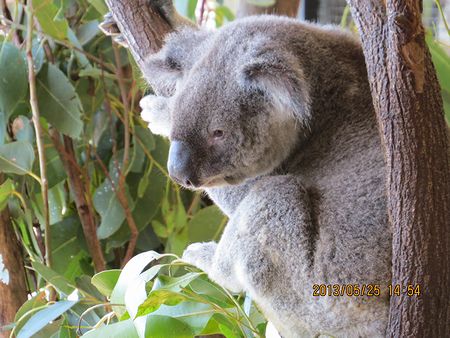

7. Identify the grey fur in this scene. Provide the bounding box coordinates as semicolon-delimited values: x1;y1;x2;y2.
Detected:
140;14;390;338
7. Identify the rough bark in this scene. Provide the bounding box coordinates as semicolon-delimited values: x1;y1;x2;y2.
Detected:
103;0;174;69
347;1;450;337
0;182;27;337
237;0;301;18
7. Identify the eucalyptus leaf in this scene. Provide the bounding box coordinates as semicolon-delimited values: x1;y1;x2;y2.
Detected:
32;0;69;40
50;217;85;277
0;178;14;211
152;273;202;292
0;111;6;145
0;43;28;118
93;175;126;239
16;301;77;338
91;269;121;298
246;0;276;6
76;21;100;45
83;319;139;338
150;302;215;334
87;0;108;15
110;251;165;317
145;315;195;338
0;141;35;175
31;261;76;295
136;290;191;317
188;206;226;243
36;64;83;138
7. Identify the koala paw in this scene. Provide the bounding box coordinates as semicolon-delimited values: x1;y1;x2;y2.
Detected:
139;95;171;137
182;242;217;272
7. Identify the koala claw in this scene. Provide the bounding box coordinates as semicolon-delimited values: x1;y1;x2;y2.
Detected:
182;242;217;271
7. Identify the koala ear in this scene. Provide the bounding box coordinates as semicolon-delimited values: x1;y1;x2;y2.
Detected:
241;52;311;129
143;29;211;97
143;54;182;97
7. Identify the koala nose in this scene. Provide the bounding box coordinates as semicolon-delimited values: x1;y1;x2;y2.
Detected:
168;141;199;187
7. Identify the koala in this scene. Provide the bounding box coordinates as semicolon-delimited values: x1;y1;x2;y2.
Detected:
140;4;391;337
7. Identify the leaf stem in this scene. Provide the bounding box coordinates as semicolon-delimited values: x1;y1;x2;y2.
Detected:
25;1;51;269
112;45;139;265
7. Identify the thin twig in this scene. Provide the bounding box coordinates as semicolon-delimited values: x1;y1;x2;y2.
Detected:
50;131;106;272
112;43;138;266
25;1;51;268
0;16;116;73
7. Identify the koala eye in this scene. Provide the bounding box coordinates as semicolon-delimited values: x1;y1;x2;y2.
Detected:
166;56;181;71
212;129;224;139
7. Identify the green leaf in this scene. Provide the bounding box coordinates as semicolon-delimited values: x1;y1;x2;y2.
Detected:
0;178;14;211
14;291;47;335
215;6;235;27
75;77;105;116
0;42;28;118
110;251;166;317
87;0;108;15
76;21;100;46
67;28;91;69
16;301;77;338
31;261;76;295
83;319;139;338
150;302;215;335
36;64;83;138
93;175;126;239
32;39;46;73
246;0;276;6
137;175;149;198
428;35;450;122
0;111;6;145
187;0;198;20
34;182;66;225
152;273;202;292
0;141;35;175
188;206;226;243
136;290;191;317
32;0;69;40
132;167;166;228
50;217;85;277
145;315;195;338
45;145;67;188
135;125;155;151
188;276;233;308
91;269;121;298
67;303;102;335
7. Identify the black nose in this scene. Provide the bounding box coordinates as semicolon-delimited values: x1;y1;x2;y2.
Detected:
167;140;199;187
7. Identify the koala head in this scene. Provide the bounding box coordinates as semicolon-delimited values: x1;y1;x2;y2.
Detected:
146;23;311;189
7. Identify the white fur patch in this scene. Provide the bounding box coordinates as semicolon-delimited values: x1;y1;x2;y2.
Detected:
266;322;282;338
139;95;171;137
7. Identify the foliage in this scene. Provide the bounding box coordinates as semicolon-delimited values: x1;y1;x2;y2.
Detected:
0;1;449;338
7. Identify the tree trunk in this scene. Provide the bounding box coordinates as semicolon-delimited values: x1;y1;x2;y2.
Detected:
103;0;174;70
237;0;301;18
0;182;27;337
346;1;450;337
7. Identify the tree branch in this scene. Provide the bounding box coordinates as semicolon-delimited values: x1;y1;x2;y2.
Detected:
50;132;106;272
347;0;450;336
103;0;174;69
25;1;51;269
